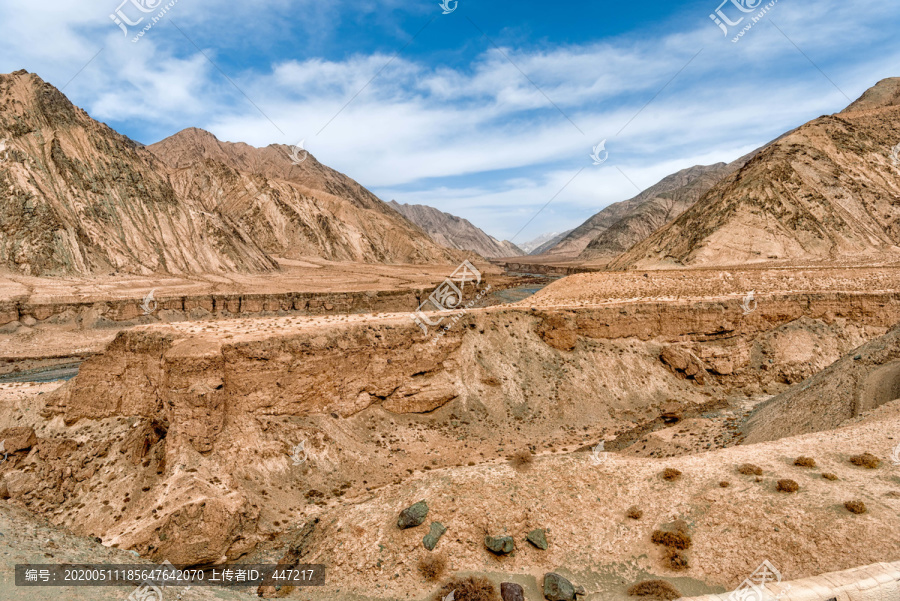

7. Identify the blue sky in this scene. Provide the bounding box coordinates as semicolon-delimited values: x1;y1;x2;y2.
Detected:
1;0;899;244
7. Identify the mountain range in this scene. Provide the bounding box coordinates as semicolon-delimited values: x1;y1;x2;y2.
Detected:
0;70;459;276
388;201;522;259
536;77;900;269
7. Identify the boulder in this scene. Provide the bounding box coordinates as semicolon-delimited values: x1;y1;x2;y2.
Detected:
422;522;446;550
485;535;515;555
660;347;708;383
501;582;525;601
659;401;683;424
0;427;37;453
543;572;576;601
526;528;548;550
397;501;429;529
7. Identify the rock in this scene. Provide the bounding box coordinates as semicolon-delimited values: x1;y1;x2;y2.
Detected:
501;582;525;601
20;315;37;327
485;535;515;555
0;427;37;453
397;501;428;529
0;480;8;500
422;521;446;550
660;347;708;383
543;572;576;601
526;528;548;550
574;585;586;597
659;401;683;424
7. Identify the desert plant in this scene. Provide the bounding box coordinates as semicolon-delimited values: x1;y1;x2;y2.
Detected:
737;463;763;476
436;576;497;601
776;479;799;493
849;453;881;469
627;579;681;600
510;450;534;470
822;473;838;481
662;468;682;481
794;456;816;468
844;500;867;514
719;481;730;488
418;554;448;582
626;506;643;520
662;548;689;571
651;530;692;550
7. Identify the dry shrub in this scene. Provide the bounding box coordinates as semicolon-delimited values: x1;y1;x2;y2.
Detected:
274;585;296;598
418;554;448;582
849;453;881;469
626;506;643;520
719;481;730;488
627;579;681;600
822;472;838;481
662;548;689;571
510;450;534;470
651;530;692;550
794;456;816;468
776;479;799;493
737;463;763;476
436;576;497;601
844;500;867;514
662;468;682;481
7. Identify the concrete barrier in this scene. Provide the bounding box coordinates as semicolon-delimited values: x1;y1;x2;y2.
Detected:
678;561;900;601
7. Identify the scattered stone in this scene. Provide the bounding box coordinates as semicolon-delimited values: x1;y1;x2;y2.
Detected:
543;572;576;601
485;535;515;555
574;585;586;597
397;501;428;529
422;521;446;550
526;528;548;550
501;582;525;601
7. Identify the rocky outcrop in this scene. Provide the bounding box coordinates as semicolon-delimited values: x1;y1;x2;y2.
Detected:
744;320;900;443
388;200;523;258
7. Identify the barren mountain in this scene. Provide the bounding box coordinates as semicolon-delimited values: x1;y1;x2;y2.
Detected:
540;163;741;259
388;200;522;258
611;77;900;269
0;70;277;276
149;129;461;265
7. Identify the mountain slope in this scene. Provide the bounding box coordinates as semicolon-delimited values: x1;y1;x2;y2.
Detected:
387;201;522;258
610;77;900;269
149;129;461;265
579;162;746;261
540;163;742;259
0;70;277;276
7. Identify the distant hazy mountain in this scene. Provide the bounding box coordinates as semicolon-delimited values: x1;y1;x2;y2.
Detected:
520;231;572;255
388;201;523;258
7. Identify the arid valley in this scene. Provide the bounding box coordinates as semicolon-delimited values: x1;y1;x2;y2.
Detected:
1;2;900;600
